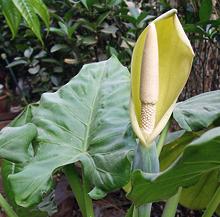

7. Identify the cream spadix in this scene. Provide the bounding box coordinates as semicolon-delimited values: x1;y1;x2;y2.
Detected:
140;23;159;135
130;9;194;147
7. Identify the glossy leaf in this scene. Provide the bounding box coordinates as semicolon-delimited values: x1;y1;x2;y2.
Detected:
12;0;43;43
50;44;68;53
32;0;50;31
173;90;220;131
130;9;194;146
6;60;28;68
24;47;34;58
0;57;135;207
127;127;220;206
1;0;21;38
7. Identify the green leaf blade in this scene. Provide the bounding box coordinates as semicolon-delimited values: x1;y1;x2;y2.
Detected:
1;0;22;38
0;57;135;207
12;0;43;43
0;124;37;163
128;127;220;206
173;90;220;131
1;104;48;216
180;170;220;210
31;0;50;31
160;129;220;211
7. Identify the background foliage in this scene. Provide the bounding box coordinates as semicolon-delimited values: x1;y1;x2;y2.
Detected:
0;0;219;102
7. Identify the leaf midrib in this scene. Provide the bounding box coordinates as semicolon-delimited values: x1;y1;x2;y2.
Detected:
83;63;106;151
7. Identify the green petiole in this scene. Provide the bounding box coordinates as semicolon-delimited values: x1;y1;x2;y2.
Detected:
0;193;19;217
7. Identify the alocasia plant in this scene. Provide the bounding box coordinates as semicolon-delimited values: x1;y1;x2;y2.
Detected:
1;9;220;217
0;56;136;217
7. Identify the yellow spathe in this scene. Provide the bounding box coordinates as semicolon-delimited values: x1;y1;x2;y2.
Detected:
130;9;194;146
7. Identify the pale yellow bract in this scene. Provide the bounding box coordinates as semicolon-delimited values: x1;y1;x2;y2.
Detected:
130;9;195;147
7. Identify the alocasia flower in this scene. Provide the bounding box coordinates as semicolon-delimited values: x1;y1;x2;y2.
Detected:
130;9;195;147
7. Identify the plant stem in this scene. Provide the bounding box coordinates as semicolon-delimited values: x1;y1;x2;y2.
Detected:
157;120;170;156
82;172;94;217
63;164;86;217
202;185;220;217
130;118;170;217
0;193;19;217
133;204;151;217
131;143;160;217
161;187;182;217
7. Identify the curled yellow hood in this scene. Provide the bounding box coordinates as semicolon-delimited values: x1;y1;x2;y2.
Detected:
130;9;194;147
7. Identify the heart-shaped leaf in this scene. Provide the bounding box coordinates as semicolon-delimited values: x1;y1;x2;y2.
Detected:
173;90;220;131
127;127;220;206
0;57;135;207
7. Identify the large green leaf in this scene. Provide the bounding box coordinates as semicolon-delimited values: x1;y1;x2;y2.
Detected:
0;0;22;38
12;0;43;43
1;104;47;217
0;57;135;207
127;127;220;206
173;90;220;131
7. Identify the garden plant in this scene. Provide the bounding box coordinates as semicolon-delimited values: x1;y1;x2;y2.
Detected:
0;6;220;217
1;0;219;101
